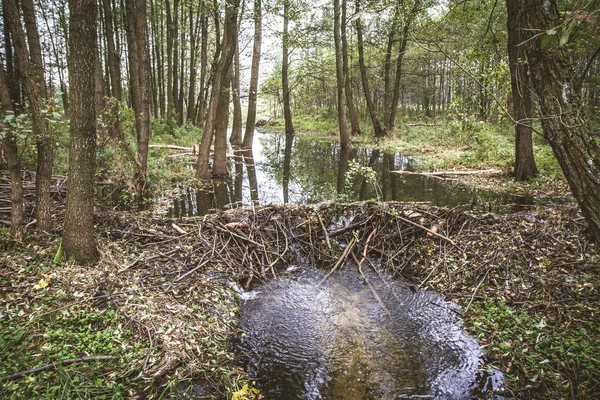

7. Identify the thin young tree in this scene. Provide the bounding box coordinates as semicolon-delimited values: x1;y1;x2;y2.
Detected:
333;0;351;148
355;0;384;137
242;0;263;148
506;0;538;180
0;67;23;237
125;0;152;196
282;0;295;137
4;0;54;232
63;0;100;263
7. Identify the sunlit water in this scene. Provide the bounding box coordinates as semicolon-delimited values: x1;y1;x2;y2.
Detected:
163;131;565;217
239;266;496;400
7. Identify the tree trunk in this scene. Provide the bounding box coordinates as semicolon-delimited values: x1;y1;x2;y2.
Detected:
506;0;538;181
195;8;208;126
355;0;384;137
166;0;174;119
242;0;262;148
5;0;53;232
64;0;99;264
0;67;23;237
341;0;360;135
102;0;122;100
334;0;351;149
230;36;243;145
212;0;240;177
196;0;240;180
520;0;600;241
282;0;294;136
177;6;185;125
187;2;200;123
125;0;152;195
387;0;419;132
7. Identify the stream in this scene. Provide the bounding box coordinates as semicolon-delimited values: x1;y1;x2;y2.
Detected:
163;131;565;217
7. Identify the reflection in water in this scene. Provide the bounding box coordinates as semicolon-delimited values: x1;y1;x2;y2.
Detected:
166;131;559;217
240;266;487;399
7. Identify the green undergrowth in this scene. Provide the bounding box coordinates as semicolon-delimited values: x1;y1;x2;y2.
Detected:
0;236;148;399
465;299;599;397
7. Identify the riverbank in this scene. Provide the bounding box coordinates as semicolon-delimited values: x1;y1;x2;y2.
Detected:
1;202;598;399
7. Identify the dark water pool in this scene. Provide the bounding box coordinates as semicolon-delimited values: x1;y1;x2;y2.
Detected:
239;265;502;399
164;131;564;217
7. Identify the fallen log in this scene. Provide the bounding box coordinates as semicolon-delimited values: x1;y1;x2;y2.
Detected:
391;168;503;177
149;144;194;151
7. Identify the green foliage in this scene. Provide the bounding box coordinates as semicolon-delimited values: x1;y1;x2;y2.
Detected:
466;299;600;393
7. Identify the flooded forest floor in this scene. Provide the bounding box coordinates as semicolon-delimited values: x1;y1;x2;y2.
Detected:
1;199;598;399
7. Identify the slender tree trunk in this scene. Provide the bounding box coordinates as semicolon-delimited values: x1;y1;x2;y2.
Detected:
166;0;174;119
282;132;293;203
195;7;208;126
242;0;262;148
282;0;294;136
230;36;243;145
64;0;99;263
0;67;23;237
520;0;600;241
187;2;200;123
177;7;185;125
383;2;399;129
102;0;122;100
506;0;538;181
212;0;240;177
334;0;351;148
125;0;152;195
387;0;419;132
341;0;360;135
355;0;384;137
5;0;53;232
196;0;240;180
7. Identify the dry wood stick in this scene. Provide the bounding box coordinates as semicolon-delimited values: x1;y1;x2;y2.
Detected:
1;356;119;381
318;235;357;286
389;212;456;245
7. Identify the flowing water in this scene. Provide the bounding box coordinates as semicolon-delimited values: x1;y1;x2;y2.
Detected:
239;266;498;400
164;131;565;217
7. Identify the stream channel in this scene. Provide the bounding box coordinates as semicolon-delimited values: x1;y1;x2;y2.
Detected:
163;131;567;218
165;131;542;399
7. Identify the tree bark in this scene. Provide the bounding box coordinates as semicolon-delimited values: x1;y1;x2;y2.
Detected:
196;0;240;180
282;0;294;137
5;0;53;232
212;0;240;177
64;0;99;264
506;0;538;181
102;0;122;100
520;0;600;241
230;36;243;145
341;0;360;135
195;7;208;126
334;0;351;149
125;0;152;195
242;0;262;148
0;67;23;237
387;0;420;132
355;0;384;137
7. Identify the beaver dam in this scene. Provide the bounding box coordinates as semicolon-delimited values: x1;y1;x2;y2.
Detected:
1;202;598;399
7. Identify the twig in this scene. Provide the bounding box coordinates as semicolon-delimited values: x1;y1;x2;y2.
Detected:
1;356;119;381
318;235;357;286
389;212;456;245
176;259;211;282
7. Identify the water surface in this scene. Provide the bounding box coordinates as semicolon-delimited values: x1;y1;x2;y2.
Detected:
239;266;487;399
165;131;561;217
